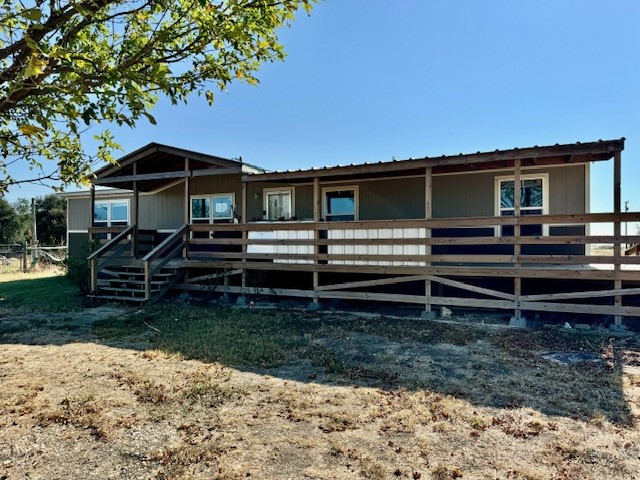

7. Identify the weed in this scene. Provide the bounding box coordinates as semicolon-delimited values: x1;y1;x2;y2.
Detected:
432;465;463;479
359;455;387;480
181;380;245;408
134;380;171;404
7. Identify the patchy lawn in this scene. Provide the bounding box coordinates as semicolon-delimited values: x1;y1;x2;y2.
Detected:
1;273;640;479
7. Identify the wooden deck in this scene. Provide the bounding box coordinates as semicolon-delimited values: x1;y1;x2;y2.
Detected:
88;212;640;323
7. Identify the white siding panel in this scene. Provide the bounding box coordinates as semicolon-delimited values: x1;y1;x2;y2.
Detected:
328;228;426;266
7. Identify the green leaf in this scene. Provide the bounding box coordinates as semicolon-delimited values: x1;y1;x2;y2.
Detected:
143;112;157;125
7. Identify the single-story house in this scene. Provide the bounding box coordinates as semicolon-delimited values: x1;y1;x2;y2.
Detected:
63;138;640;324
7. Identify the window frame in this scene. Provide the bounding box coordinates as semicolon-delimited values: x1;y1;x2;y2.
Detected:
263;187;295;221
190;193;236;223
322;185;359;222
494;173;548;236
93;199;130;227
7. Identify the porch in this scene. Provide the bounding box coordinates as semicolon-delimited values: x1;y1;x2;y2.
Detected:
88;211;640;324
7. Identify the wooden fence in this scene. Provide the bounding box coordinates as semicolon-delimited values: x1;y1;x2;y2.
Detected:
0;243;67;272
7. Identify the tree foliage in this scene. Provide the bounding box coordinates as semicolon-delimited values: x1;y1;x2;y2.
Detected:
36;194;67;245
0;197;20;243
0;0;314;193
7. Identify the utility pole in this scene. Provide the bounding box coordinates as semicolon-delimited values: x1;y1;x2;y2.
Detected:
31;198;37;247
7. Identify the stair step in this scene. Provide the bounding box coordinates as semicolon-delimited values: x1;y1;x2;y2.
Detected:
97;279;172;286
88;294;146;303
98;286;161;293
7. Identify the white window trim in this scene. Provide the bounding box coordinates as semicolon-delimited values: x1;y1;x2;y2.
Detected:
190;193;236;223
494;174;548;236
322;185;359;221
263;187;295;220
93;199;130;226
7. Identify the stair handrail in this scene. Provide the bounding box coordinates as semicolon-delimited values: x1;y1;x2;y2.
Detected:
625;243;640;256
142;224;188;300
88;225;135;292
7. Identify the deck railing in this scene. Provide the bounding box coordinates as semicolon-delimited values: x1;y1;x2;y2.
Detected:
180;212;640;320
87;213;640;320
88;225;134;292
141;224;188;300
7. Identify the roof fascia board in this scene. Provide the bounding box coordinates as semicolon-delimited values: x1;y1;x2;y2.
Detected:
243;139;624;182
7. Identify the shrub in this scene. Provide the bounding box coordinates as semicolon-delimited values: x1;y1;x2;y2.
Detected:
65;239;100;294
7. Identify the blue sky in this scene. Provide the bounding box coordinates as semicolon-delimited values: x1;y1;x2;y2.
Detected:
5;0;640;224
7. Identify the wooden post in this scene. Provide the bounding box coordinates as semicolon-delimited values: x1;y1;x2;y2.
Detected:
424;167;433;314
183;157;190;260
144;260;151;301
132;161;139;257
31;198;37;250
312;177;320;304
90;257;97;293
89;184;96;241
241;180;248;293
89;184;96;287
22;240;28;272
613;151;622;326
513;159;522;320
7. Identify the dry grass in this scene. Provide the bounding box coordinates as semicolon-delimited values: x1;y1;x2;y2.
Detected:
1;274;640;479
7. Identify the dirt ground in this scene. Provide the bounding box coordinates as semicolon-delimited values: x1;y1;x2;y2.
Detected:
1;301;640;479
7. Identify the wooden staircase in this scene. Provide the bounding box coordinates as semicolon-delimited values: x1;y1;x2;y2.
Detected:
88;225;188;305
92;263;183;303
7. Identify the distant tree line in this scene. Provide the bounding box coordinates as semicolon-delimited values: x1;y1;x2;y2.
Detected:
0;195;66;245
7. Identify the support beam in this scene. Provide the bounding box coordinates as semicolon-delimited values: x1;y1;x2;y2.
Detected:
513;158;522;320
312;177;320;304
132;161;139;257
183;157;191;260
424;167;433;313
614;150;622;325
241;181;248;290
89;184;96;242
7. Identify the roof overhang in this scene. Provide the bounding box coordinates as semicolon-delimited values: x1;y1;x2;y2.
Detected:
93;143;262;192
243;138;625;183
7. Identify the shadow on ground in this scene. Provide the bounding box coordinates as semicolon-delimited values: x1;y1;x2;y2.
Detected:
1;289;638;427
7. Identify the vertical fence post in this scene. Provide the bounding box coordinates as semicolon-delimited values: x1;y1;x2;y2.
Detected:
22;240;28;272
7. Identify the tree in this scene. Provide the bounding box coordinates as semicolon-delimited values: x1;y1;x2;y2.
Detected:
0;0;314;193
0;197;20;243
11;197;31;242
35;194;67;245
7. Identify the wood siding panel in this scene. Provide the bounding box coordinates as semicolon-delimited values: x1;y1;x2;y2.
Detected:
139;183;184;229
68;232;89;258
358;177;425;220
432;165;586;218
246;182;312;221
68;198;91;230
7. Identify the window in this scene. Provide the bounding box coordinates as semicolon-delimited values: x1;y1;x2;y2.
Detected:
323;186;358;221
264;188;294;221
496;175;547;236
190;194;235;223
93;200;129;227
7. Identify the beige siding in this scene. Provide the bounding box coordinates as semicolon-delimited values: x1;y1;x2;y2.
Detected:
246;182;312;220
359;177;425;220
432;165;586;218
68;198;91;230
139;183;184;229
